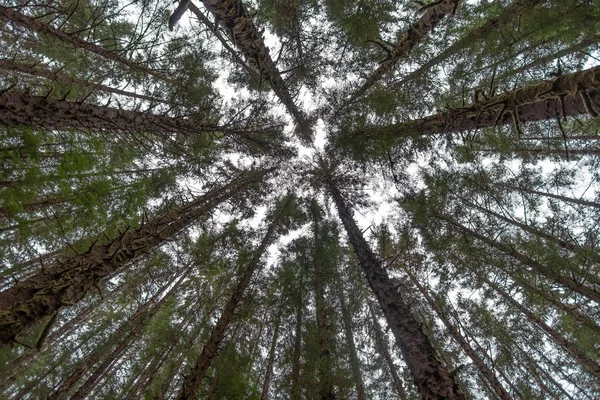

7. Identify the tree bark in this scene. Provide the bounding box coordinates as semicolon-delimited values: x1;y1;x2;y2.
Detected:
290;287;303;400
177;200;288;399
327;181;464;399
0;6;173;83
0;92;226;136
361;65;600;137
503;184;600;210
402;267;512;400
347;0;461;104
0;169;268;343
196;0;311;143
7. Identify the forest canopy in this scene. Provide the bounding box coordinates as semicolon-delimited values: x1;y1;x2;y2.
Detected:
0;0;599;398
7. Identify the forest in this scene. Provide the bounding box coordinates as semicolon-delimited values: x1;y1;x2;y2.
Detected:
0;0;599;398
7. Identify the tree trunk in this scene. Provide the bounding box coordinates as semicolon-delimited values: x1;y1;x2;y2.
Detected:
0;6;173;83
437;213;600;304
290;287;303;400
0;169;268;343
0;92;227;136
402;267;512;400
503;184;600;210
348;0;461;103
177;201;287;399
327;181;464;399
311;207;335;400
368;302;407;400
260;313;281;400
336;283;366;400
362;65;600;137
196;0;311;143
481;273;600;379
48;267;189;400
0;58;170;104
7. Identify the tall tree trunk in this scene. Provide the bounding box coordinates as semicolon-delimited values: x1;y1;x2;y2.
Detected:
503;184;600;209
326;181;464;399
0;6;173;83
347;0;461;104
260;313;281;400
336;282;366;400
361;65;600;137
436;213;600;304
177;200;288;399
0;169;268;343
195;0;311;143
311;207;335;400
48;267;189;400
402;267;512;400
368;302;407;400
0;92;228;136
0;58;170;104
480;273;600;379
290;287;303;400
393;0;540;90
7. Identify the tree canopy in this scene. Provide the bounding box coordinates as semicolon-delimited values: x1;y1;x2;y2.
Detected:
0;0;599;398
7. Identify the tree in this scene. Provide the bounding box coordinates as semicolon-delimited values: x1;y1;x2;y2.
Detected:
1;0;599;398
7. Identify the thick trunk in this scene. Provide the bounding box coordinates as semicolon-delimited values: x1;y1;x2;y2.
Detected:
437;214;600;304
363;65;600;137
481;274;600;379
348;0;460;103
0;58;170;104
260;314;281;400
0;92;222;136
337;284;366;400
503;184;600;210
0;6;173;83
403;267;512;400
0;170;267;343
177;204;285;399
290;288;303;400
48;269;188;400
197;0;311;143
368;302;407;400
327;182;464;399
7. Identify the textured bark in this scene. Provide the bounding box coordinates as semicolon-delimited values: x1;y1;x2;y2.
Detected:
392;0;542;90
0;58;169;104
368;302;407;400
362;65;600;137
260;314;281;400
438;214;600;304
503;184;600;210
337;284;366;400
197;0;311;143
177;203;286;399
0;170;267;343
0;92;224;136
290;288;303;400
311;209;335;400
327;182;464;399
0;6;173;83
348;0;460;103
403;268;512;400
481;274;600;379
47;269;188;400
